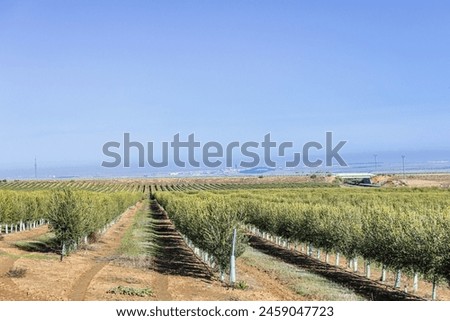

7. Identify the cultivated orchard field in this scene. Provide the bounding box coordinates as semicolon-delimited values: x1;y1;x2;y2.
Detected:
155;187;450;300
0;181;143;257
0;180;147;193
1;177;450;300
0;190;49;234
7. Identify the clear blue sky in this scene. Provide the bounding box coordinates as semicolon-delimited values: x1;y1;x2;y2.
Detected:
1;0;449;169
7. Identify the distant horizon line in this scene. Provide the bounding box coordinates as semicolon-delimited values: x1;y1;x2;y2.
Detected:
1;150;450;169
1;165;450;181
1;170;450;182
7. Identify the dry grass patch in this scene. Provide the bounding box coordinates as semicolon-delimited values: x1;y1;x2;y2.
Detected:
6;267;27;278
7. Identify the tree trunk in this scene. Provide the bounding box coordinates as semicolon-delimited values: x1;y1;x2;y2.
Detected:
352;257;358;273
365;260;371;278
60;242;66;262
380;265;387;282
394;269;402;288
413;272;419;293
432;276;438;300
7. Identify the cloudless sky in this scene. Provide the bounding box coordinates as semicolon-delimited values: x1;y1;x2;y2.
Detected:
1;0;449;170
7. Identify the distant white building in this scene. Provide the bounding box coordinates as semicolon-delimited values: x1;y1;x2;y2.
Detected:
335;173;374;179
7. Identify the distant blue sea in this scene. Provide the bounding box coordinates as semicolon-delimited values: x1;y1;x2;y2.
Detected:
1;151;449;180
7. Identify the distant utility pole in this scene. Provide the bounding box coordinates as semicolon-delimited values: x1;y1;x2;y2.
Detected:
373;154;378;173
34;157;37;179
401;155;406;179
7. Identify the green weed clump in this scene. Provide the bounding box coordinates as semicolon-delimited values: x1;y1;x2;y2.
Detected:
107;285;153;297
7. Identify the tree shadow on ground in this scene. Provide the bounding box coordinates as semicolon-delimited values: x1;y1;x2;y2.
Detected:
15;238;58;253
147;200;213;281
248;235;424;301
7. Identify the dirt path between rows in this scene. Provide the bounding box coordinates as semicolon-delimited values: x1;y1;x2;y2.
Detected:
235;259;300;300
67;203;146;300
3;200;365;301
149;200;302;301
0;257;26;300
1;200;305;301
0;204;143;300
0;225;49;244
150;200;213;300
69;262;107;300
248;235;424;301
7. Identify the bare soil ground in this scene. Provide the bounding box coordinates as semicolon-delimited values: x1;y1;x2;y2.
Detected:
0;205;146;300
0;225;50;300
146;200;301;301
239;247;364;301
248;234;450;301
0;201;304;301
247;235;423;301
372;174;450;188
